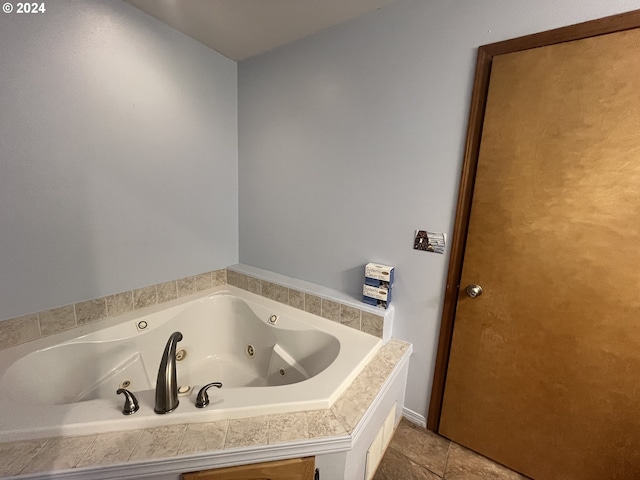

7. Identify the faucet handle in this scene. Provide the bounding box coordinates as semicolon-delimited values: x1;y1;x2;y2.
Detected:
195;382;223;408
117;388;140;415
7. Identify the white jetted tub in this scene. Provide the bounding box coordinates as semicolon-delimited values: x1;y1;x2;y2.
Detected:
0;286;381;442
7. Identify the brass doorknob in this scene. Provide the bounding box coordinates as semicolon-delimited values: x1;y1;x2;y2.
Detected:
465;284;483;298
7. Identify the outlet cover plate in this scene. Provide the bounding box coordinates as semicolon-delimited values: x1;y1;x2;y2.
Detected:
414;230;446;254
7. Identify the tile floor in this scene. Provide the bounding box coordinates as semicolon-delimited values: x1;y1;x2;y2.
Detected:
374;419;529;480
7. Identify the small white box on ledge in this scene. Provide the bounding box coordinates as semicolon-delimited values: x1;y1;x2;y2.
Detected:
363;263;394;309
365;263;394;286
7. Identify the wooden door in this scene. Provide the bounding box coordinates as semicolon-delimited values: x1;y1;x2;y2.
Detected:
437;21;640;480
182;457;315;480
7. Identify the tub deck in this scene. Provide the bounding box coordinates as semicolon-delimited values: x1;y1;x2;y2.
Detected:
0;339;411;479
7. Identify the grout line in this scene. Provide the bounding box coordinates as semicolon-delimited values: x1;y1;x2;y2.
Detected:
385;442;443;479
221;419;230;448
443;441;452;479
125;430;145;462
17;438;50;475
74;436;98;468
175;424;189;455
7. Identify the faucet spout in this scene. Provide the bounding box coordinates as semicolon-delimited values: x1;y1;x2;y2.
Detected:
154;331;183;414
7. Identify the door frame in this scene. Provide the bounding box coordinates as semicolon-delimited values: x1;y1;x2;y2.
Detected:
427;8;640;432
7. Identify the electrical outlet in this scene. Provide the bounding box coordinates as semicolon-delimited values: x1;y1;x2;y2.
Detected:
414;230;446;254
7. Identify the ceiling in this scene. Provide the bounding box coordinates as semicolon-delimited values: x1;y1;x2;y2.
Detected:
124;0;398;61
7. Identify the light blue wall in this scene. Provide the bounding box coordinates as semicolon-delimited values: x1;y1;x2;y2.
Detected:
238;0;640;419
0;1;238;320
3;0;639;421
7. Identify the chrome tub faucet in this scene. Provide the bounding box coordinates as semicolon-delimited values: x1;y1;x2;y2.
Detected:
154;331;183;414
116;388;139;415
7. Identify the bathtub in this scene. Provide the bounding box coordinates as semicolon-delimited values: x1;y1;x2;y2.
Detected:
0;286;381;442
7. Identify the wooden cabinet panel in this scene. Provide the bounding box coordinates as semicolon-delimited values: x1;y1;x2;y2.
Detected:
182;457;315;480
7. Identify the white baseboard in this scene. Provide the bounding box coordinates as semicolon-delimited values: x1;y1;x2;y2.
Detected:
402;407;426;428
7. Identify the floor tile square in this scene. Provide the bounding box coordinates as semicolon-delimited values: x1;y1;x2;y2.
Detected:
387;419;450;476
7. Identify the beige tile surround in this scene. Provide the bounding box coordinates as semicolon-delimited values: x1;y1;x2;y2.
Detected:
0;339;411;477
0;270;228;351
0;268;384;352
227;270;384;338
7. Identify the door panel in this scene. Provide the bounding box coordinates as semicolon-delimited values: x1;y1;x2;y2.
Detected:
440;28;640;480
